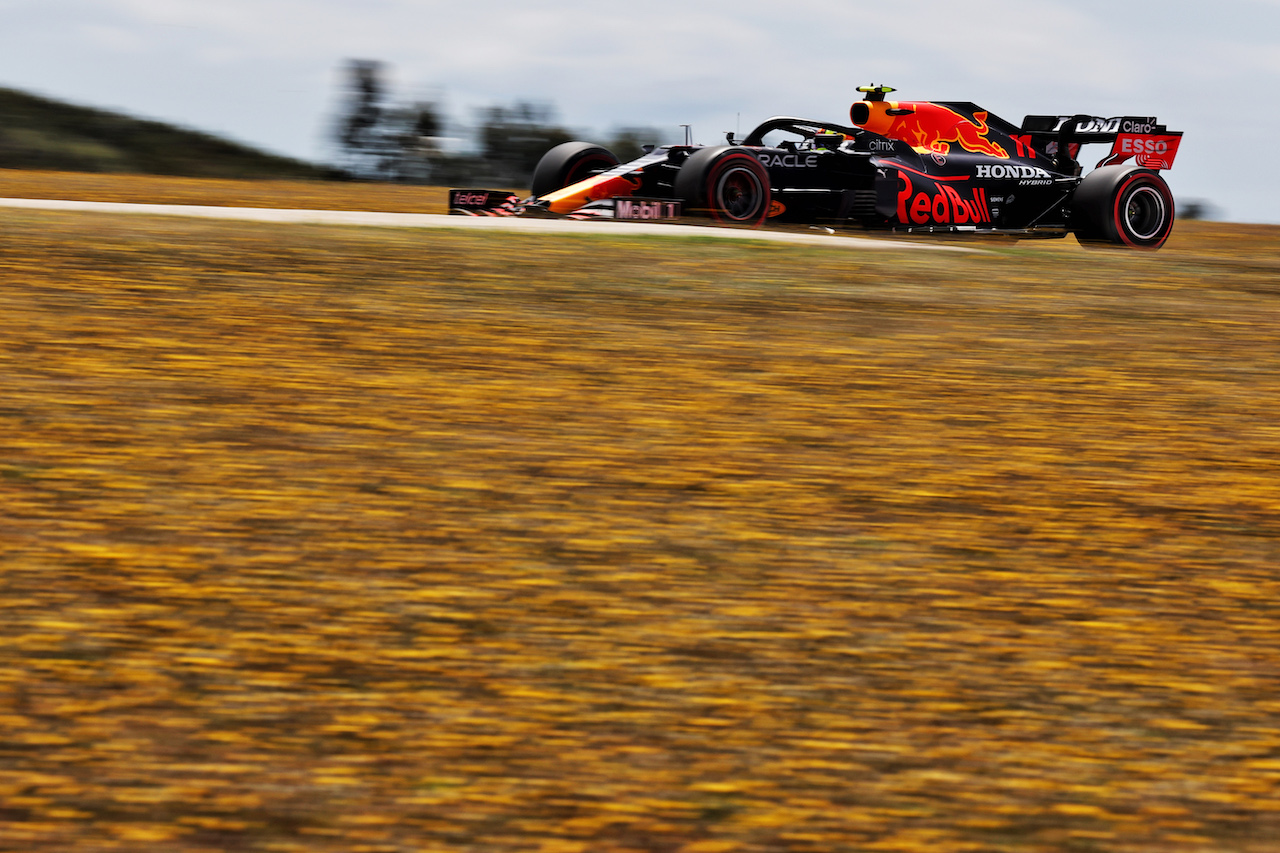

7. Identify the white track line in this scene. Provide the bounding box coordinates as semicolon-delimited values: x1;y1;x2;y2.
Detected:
0;197;983;252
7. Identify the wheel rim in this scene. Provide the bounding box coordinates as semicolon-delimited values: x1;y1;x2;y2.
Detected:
1122;185;1167;241
714;165;765;221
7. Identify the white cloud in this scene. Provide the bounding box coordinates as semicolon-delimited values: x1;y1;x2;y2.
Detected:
77;21;148;53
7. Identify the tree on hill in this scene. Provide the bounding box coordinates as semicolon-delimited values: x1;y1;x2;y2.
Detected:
476;102;574;186
335;60;390;178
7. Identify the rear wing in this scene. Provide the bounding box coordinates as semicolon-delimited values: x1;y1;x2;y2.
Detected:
1021;114;1183;171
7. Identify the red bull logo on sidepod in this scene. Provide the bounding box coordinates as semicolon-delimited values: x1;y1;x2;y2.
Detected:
855;100;1010;159
896;170;991;226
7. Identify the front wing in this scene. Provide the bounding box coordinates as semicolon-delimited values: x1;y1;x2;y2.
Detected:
450;188;682;222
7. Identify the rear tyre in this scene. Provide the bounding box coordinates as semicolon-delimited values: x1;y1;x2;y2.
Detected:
1071;165;1175;249
531;142;620;198
673;146;772;228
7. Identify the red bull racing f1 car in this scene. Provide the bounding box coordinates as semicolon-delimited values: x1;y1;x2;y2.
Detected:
451;86;1184;249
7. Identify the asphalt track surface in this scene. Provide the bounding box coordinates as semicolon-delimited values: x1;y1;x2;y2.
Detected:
0;196;982;252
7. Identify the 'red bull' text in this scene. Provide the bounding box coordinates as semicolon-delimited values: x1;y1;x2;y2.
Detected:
897;175;990;225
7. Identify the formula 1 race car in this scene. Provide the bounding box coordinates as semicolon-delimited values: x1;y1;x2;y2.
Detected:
450;86;1184;248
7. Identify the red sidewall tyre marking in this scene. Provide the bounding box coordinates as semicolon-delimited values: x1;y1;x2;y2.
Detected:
704;153;769;227
1111;173;1173;249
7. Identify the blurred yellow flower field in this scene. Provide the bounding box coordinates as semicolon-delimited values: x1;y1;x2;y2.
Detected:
2;176;1280;852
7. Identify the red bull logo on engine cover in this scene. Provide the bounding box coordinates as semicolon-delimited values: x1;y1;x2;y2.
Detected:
855;100;1010;159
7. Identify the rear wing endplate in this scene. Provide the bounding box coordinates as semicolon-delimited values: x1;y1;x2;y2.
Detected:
1021;114;1182;171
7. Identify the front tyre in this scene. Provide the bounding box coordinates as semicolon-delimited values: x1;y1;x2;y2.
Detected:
1072;165;1175;249
531;142;620;199
673;146;772;228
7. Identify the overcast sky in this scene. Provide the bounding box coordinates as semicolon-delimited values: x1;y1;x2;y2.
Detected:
2;0;1278;222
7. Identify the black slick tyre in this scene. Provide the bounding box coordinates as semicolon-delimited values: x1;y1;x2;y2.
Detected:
1071;165;1175;249
673;146;772;227
531;142;620;198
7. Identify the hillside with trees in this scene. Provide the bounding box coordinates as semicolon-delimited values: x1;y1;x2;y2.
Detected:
0;69;668;188
0;87;330;180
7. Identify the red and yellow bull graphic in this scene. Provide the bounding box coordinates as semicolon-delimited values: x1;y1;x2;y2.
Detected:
854;100;1010;159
